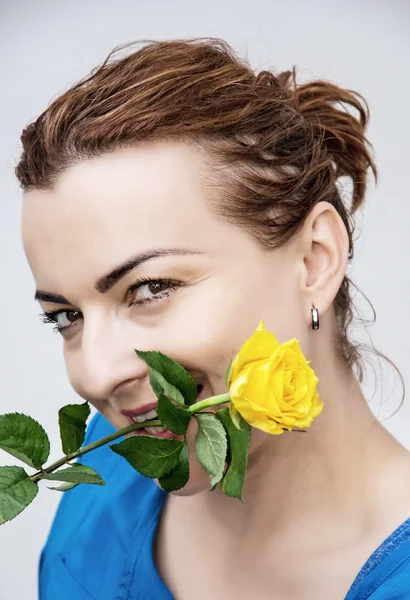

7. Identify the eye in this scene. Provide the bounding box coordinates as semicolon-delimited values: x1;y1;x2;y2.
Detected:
39;278;182;335
128;277;181;306
39;309;82;334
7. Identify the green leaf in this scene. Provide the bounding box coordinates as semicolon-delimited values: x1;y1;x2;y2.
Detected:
47;482;79;492
149;369;185;407
158;441;190;492
148;369;164;399
42;464;106;486
0;466;39;525
194;414;227;488
216;408;250;501
135;350;198;406
0;413;50;469
157;393;191;435
58;402;91;455
110;436;183;478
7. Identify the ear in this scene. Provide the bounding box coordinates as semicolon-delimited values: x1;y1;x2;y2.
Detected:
299;201;350;315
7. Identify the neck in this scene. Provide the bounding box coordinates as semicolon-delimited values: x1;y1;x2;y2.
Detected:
180;352;409;553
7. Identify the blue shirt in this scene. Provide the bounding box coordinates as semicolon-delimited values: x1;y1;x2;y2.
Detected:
39;412;410;599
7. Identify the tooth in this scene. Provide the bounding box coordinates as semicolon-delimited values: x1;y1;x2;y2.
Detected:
145;409;157;419
145;426;165;435
133;415;146;423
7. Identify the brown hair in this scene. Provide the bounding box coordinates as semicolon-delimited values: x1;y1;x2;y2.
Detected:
15;37;404;413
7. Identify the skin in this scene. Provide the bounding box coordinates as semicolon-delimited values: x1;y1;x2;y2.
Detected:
22;142;410;599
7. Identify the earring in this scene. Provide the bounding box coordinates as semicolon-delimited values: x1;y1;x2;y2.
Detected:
311;305;319;330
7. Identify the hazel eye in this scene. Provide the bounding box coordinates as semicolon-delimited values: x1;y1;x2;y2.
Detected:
134;280;171;300
39;277;183;336
40;309;82;333
128;277;181;306
55;311;81;327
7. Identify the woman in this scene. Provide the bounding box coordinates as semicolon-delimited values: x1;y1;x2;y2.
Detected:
17;38;410;599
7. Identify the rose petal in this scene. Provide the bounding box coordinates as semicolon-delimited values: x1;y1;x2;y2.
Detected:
228;322;322;435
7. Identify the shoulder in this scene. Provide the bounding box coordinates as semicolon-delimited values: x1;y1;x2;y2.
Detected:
346;537;410;599
39;413;166;600
43;410;165;553
40;410;167;597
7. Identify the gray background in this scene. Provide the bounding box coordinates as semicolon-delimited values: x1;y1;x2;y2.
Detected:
1;0;409;597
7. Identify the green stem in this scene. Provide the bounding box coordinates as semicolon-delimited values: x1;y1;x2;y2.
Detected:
31;391;231;484
30;419;162;483
187;392;231;414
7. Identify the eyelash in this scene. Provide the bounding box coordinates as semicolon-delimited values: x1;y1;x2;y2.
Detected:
39;277;182;334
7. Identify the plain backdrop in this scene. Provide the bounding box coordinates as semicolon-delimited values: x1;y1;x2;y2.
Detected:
0;0;409;598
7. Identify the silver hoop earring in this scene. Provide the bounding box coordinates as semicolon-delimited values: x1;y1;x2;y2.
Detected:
311;305;319;330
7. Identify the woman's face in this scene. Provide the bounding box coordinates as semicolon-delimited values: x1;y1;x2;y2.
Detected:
22;141;308;495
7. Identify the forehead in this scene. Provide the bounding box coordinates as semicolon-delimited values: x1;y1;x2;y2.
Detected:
21;142;226;287
23;141;208;245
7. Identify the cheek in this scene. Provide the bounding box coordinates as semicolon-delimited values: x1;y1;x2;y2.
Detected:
63;347;81;393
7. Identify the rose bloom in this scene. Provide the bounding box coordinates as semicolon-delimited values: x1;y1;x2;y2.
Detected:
228;321;323;434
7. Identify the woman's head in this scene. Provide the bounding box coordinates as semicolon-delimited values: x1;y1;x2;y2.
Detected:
17;38;379;495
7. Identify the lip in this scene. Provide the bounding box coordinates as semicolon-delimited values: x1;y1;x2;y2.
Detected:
120;384;205;419
120;401;158;418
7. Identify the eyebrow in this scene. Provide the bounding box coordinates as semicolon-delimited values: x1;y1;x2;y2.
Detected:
34;247;204;304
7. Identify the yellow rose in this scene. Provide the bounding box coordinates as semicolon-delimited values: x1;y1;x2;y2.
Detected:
228;321;323;435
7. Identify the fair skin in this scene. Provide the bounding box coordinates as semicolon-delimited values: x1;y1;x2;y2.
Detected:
22;141;410;599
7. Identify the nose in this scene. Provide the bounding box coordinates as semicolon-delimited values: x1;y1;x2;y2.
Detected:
67;317;150;403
